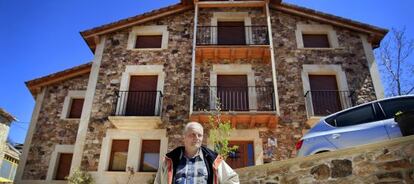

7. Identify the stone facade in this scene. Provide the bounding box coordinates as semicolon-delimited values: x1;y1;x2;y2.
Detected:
22;74;89;180
269;10;377;158
80;10;195;171
20;3;383;182
237;135;414;184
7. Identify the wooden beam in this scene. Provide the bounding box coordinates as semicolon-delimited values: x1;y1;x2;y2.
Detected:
214;48;218;63
230;48;235;62
249;116;256;128
198;1;265;8
231;115;237;129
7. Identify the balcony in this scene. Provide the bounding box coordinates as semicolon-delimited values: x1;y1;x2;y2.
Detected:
109;91;163;130
304;90;355;118
196;0;267;8
190;86;279;128
196;25;270;63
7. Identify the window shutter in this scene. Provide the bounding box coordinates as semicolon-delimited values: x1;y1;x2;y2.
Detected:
139;140;160;172
302;34;330;48
68;99;84;118
55;153;73;180
135;35;162;48
109;140;129;171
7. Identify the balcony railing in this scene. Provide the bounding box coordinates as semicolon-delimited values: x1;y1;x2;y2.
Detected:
196;26;269;45
193;86;275;111
304;90;355;117
112;91;163;116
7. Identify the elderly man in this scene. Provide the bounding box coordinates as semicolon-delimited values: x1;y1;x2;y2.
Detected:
155;122;239;184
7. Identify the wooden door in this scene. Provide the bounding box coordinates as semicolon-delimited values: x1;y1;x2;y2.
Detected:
55;153;73;180
126;76;158;116
217;22;246;45
309;75;342;116
226;141;254;169
217;75;249;111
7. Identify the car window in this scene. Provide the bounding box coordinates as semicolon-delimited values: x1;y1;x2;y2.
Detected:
379;97;414;118
330;104;376;127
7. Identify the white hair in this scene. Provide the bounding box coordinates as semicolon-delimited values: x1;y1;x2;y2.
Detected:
183;122;204;135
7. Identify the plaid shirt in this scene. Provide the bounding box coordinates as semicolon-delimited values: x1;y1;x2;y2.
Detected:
174;149;208;184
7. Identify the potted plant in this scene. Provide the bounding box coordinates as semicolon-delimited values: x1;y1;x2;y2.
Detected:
394;110;414;136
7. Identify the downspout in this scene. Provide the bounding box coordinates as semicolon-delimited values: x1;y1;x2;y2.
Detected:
190;4;199;115
265;3;281;115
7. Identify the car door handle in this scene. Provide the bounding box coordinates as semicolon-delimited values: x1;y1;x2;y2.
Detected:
331;134;341;139
390;122;398;128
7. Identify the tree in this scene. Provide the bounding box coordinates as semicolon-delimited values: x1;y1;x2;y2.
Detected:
208;100;238;160
377;27;414;96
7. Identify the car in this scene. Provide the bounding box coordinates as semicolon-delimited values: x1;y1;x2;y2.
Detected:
296;95;414;157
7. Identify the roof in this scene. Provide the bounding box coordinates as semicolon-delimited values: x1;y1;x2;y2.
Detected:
81;2;193;51
80;0;282;51
26;62;92;96
0;108;16;124
5;143;21;159
80;0;386;51
26;0;388;95
274;2;388;47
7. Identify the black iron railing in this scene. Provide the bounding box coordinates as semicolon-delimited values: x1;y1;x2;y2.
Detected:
112;91;163;116
304;90;355;117
193;86;275;111
196;26;269;45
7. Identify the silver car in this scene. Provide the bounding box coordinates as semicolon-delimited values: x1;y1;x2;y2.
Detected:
297;95;414;157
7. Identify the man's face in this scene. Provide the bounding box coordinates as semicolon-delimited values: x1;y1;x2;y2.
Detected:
183;127;204;151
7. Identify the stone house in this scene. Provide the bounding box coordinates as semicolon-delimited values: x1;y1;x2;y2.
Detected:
0;108;18;183
15;0;387;183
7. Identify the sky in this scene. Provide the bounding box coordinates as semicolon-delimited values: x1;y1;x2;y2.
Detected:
0;0;413;144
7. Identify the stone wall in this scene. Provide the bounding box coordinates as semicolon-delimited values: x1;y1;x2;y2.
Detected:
80;10;195;171
78;6;381;171
0;123;9;167
237;135;414;184
268;9;377;159
22;74;89;180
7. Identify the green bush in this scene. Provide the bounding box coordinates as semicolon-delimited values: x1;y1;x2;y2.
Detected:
67;168;94;184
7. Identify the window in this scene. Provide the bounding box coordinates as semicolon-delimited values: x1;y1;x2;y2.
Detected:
135;35;162;49
109;140;129;171
379;97;414;118
302;34;330;48
55;153;73;180
226;141;254;169
139;140;160;172
217;21;245;45
295;24;339;49
127;26;169;50
328;104;376;127
68;98;84;119
61;90;86;120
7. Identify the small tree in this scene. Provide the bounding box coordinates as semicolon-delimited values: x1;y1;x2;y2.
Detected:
208;100;238;160
377;27;414;96
67;168;94;184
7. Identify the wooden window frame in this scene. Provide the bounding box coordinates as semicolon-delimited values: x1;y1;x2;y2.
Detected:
302;34;330;48
127;26;169;51
54;153;73;180
134;35;163;49
139;140;161;172
108;140;129;172
68;98;84;119
61;90;86;120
